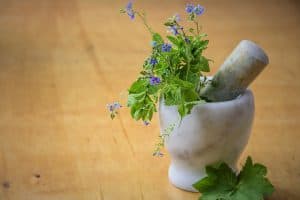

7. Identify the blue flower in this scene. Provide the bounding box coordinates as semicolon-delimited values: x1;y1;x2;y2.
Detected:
193;4;205;16
149;57;158;66
161;43;172;52
149;76;161;85
125;1;135;20
169;25;179;35
151;41;157;47
186;4;194;13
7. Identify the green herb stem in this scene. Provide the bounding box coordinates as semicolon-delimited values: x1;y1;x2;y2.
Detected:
194;21;200;35
135;11;153;34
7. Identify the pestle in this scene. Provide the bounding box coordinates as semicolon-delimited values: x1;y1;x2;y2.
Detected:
200;40;269;102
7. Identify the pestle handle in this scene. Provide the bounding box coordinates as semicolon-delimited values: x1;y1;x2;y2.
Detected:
200;40;269;102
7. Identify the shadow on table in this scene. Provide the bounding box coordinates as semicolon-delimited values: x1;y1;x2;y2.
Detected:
266;187;300;200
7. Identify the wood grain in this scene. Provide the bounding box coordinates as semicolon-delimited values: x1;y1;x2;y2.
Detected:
0;0;299;199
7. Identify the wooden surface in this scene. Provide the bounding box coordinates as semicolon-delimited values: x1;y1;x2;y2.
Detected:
0;0;299;199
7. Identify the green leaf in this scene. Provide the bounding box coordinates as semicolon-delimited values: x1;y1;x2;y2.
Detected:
192;39;209;57
147;85;158;95
178;103;187;118
236;157;275;199
133;108;143;120
128;78;148;94
152;33;164;44
163;86;182;106
193;156;274;200
130;103;140;120
199;56;210;72
167;35;179;47
127;92;146;106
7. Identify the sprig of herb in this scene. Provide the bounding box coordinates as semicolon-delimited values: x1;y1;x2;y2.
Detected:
116;2;212;123
193;156;275;200
153;122;176;157
106;102;122;119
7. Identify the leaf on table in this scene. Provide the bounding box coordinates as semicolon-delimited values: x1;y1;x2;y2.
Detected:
193;156;275;200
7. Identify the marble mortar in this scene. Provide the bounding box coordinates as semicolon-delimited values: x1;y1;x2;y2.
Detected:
159;90;255;192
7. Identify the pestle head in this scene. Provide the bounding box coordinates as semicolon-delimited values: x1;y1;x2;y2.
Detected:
238;40;269;65
200;40;269;102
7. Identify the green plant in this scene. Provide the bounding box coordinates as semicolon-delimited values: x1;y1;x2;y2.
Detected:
193;157;275;200
108;2;211;125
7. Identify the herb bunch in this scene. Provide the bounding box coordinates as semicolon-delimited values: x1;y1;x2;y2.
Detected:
115;2;211;124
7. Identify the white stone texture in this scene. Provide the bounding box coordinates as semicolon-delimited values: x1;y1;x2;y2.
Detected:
159;90;255;192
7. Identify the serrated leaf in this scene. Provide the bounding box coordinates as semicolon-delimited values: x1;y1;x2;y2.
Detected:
193;156;274;200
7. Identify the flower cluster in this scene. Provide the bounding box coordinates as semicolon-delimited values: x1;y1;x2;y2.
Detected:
149;57;158;66
161;43;172;52
186;3;205;16
107;102;122;119
149;76;161;85
166;14;181;35
169;26;179;35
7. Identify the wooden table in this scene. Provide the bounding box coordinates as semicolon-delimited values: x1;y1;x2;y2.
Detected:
0;0;299;199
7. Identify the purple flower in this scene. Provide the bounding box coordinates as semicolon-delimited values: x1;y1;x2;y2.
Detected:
149;57;158;66
143;121;150;126
149;76;161;85
161;43;172;52
125;1;135;20
107;102;122;112
169;25;179;35
193;4;205;16
186;4;194;13
107;102;122;119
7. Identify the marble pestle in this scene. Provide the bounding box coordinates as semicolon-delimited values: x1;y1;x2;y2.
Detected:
200;40;269;102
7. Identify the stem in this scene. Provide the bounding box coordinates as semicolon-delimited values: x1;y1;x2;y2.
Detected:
194;21;200;35
135;11;153;34
175;21;187;39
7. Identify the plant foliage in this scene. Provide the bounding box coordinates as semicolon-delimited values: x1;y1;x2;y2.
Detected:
193;157;275;200
119;2;211;123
